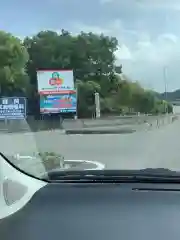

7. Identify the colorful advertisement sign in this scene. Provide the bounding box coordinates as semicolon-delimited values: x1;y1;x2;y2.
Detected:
37;70;74;94
40;93;77;113
0;97;26;120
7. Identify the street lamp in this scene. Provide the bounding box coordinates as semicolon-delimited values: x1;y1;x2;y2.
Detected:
163;66;168;114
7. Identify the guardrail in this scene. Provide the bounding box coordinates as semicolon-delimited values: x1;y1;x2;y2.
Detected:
140;114;179;131
0;114;176;133
62;114;176;130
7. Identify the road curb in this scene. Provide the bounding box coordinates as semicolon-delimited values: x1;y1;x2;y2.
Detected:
65;128;136;135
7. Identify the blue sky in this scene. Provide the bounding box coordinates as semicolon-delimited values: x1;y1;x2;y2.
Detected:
1;0;180;92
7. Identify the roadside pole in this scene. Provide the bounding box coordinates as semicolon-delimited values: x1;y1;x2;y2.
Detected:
163;66;168;114
74;88;78;120
95;92;101;118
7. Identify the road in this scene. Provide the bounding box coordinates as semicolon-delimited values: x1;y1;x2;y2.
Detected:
1;118;180;173
42;119;180;170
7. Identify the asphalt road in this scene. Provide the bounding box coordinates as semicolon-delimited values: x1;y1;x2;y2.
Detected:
1;118;180;173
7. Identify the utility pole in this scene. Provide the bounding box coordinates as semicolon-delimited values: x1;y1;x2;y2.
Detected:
74;88;78;120
163;66;168;114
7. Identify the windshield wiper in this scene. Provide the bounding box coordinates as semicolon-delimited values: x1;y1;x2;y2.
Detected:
44;168;180;183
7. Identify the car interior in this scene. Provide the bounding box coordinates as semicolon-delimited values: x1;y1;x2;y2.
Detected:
1;154;180;240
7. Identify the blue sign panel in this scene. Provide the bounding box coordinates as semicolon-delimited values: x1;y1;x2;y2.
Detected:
0;97;27;119
40;93;77;113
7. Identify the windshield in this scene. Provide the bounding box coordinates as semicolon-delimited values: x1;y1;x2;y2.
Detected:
1;0;180;179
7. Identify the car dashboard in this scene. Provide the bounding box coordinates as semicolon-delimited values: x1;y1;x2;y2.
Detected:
1;182;180;240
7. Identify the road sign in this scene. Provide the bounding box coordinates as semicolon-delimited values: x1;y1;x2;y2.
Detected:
0;97;27;120
40;93;77;113
37;70;74;94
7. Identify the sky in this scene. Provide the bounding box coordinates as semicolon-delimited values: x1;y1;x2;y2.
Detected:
1;0;180;92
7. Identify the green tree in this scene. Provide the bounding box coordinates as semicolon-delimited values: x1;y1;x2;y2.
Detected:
24;30;121;115
76;79;101;117
0;31;29;96
22;29;173;116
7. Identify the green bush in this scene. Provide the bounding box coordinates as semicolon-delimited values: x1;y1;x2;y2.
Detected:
37;152;65;171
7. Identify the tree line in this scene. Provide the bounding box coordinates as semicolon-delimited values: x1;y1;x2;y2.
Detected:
0;30;173;118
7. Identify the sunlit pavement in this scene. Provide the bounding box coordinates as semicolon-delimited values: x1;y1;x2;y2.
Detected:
55;120;180;171
2;119;180;171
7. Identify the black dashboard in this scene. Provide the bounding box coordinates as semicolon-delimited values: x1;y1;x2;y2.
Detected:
1;182;180;240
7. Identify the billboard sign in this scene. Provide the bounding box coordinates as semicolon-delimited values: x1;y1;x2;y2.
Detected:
40;93;77;113
37;70;74;94
0;97;26;120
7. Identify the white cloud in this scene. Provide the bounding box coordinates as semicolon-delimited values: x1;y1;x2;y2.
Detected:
117;32;180;64
74;21;180;64
116;45;132;60
138;0;180;10
100;0;180;10
72;20;180;91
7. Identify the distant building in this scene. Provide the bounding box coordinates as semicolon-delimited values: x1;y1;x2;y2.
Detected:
171;100;180;114
171;99;180;106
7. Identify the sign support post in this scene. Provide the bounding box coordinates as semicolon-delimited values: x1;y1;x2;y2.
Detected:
95;92;100;118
